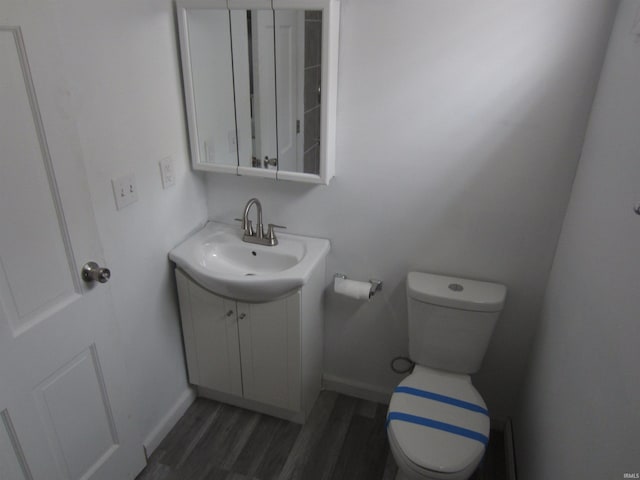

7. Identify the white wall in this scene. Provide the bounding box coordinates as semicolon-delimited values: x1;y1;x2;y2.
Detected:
514;1;640;477
205;0;618;419
42;0;208;449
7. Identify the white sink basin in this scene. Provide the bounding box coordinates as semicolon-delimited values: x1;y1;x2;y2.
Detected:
169;222;330;302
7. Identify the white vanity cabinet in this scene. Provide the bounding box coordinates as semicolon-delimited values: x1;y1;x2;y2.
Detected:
175;267;324;423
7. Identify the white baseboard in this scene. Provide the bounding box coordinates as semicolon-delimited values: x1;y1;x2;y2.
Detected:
142;387;196;458
322;374;393;404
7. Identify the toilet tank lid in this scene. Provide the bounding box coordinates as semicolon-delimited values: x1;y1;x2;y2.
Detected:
407;272;507;312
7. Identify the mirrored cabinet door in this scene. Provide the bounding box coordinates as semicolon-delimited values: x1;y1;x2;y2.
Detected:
179;6;238;173
277;9;323;176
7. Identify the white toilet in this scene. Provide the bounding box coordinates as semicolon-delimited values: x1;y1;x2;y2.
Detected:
387;272;507;480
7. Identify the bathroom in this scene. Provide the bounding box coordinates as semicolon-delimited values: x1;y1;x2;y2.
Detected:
0;0;637;478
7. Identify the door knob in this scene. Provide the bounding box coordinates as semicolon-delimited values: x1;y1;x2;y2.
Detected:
81;261;111;284
263;156;278;168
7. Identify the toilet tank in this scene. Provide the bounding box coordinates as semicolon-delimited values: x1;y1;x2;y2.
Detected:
407;272;507;374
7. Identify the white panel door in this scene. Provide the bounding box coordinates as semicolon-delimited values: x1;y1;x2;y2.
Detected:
0;5;144;480
253;10;301;173
273;10;301;172
252;10;279;169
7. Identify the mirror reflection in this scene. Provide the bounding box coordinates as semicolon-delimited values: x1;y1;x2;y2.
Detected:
185;7;323;176
186;9;238;167
295;10;323;174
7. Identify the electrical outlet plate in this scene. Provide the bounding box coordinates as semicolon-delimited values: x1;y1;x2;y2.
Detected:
159;156;176;189
111;174;138;210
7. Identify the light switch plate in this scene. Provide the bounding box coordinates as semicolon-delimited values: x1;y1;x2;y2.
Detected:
111;174;138;210
159;156;176;189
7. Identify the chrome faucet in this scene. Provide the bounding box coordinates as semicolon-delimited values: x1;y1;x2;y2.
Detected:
242;198;263;239
239;198;285;246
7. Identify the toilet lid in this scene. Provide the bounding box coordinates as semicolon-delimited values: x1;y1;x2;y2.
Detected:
386;365;490;474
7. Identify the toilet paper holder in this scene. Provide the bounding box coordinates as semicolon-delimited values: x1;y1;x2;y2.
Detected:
334;273;383;298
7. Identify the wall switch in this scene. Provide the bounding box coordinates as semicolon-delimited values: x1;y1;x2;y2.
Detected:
111;174;138;210
159;156;176;189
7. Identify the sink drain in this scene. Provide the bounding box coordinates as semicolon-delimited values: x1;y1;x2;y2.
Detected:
245;273;255;276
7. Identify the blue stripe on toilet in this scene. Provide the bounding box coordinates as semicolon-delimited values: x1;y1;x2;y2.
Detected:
394;386;489;416
386;412;489;445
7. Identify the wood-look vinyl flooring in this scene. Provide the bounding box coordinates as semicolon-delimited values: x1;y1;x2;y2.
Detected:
137;391;507;480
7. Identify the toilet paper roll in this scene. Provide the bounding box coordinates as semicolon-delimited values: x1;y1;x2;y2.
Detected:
334;277;371;300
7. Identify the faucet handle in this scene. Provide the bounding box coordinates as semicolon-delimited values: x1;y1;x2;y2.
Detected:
266;223;286;241
235;218;254;236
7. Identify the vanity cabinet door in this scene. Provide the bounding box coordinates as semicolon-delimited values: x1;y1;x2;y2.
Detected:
176;270;243;397
237;292;301;411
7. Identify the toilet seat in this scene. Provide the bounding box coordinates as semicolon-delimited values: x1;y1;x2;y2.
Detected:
386;365;490;476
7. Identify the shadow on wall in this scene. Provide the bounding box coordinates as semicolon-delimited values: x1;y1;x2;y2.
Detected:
204;0;615;420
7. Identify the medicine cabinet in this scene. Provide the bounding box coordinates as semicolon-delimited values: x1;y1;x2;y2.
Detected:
176;0;340;184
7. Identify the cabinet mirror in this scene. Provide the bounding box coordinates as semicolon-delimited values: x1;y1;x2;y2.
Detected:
177;0;339;184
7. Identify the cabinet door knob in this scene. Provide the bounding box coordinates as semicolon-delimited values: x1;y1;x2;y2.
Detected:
226;310;234;317
238;313;246;320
